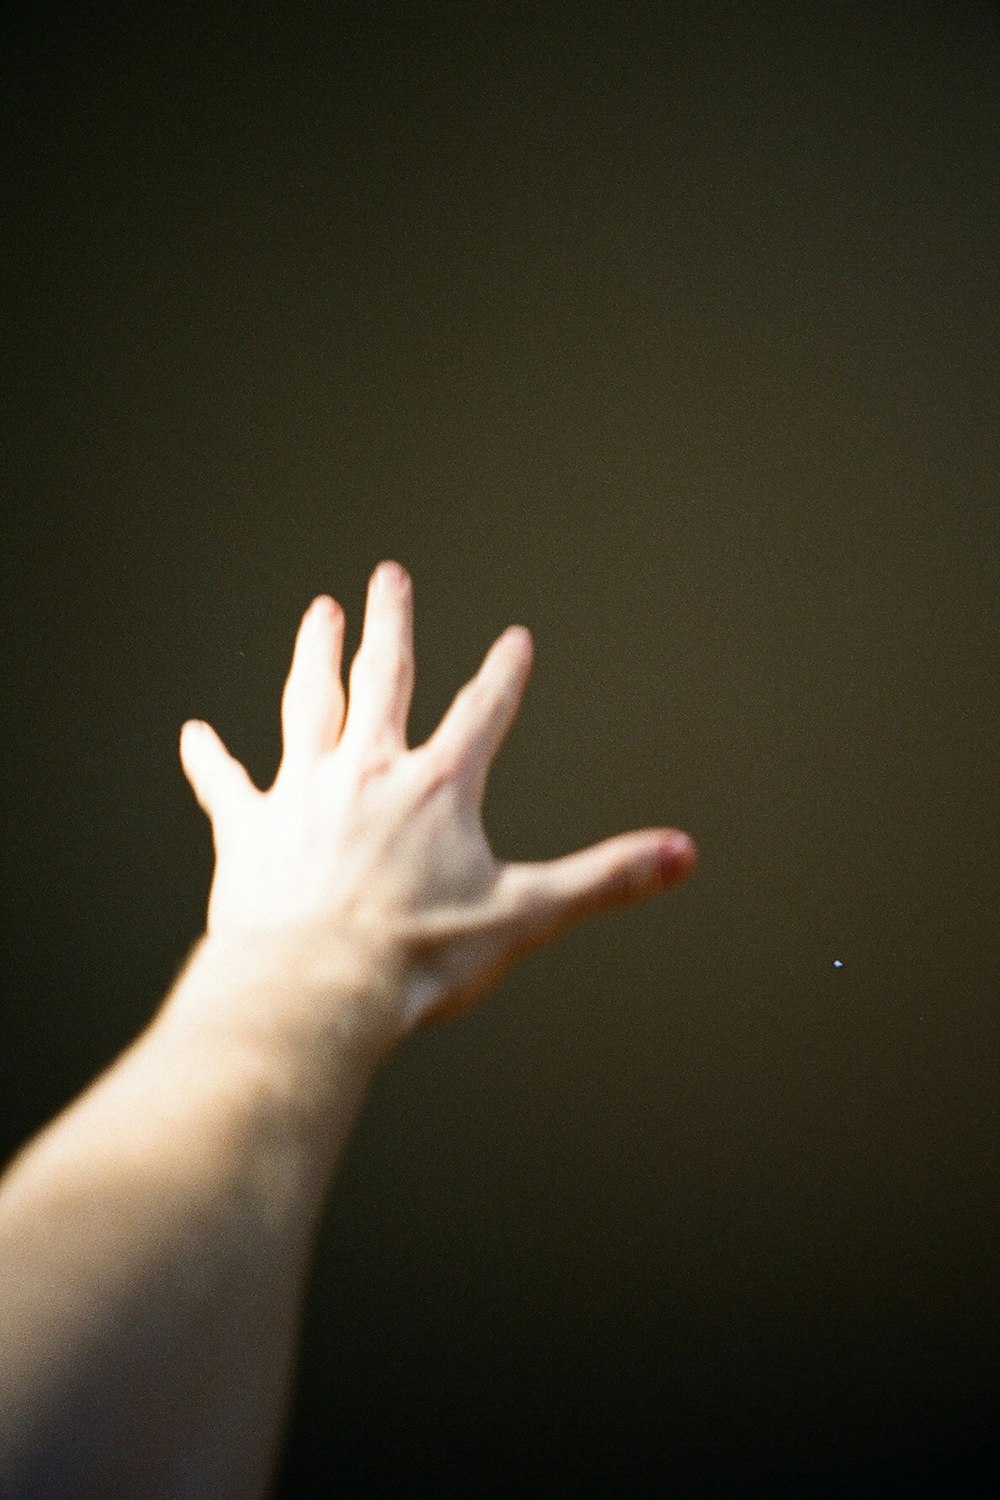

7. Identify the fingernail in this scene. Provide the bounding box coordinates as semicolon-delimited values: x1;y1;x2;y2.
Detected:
504;625;533;657
659;834;695;884
308;594;338;622
374;560;409;593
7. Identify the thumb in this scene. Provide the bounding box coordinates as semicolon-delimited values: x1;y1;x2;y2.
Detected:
502;829;697;949
179;719;257;823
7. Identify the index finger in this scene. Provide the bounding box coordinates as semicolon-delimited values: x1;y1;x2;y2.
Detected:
422;625;533;803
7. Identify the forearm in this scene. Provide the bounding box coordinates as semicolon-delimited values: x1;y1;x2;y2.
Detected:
0;560;697;1498
0;929;397;1500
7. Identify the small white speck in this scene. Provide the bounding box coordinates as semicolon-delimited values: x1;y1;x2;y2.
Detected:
833;960;844;969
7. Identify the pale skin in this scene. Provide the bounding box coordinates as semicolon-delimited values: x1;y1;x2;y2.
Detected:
0;561;697;1499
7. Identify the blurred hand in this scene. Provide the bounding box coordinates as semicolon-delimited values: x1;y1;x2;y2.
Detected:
179;561;696;1034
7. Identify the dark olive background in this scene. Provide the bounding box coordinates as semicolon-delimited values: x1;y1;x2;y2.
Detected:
2;2;998;1494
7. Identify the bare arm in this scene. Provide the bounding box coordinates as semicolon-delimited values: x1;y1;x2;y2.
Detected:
0;562;696;1499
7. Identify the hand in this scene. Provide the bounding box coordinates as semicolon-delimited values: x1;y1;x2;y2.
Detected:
179;561;696;1036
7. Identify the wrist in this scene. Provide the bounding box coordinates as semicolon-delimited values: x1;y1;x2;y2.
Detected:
154;923;408;1126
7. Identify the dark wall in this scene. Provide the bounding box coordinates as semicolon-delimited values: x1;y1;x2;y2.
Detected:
2;2;998;1493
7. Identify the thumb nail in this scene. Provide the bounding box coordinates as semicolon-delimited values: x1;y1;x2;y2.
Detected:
659;834;696;884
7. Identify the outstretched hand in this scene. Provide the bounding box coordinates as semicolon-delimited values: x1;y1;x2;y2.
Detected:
179;562;696;1036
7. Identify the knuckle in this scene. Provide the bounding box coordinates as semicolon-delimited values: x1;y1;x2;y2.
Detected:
384;643;412;678
415;739;463;792
460;675;493;717
354;745;396;786
353;640;412;679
